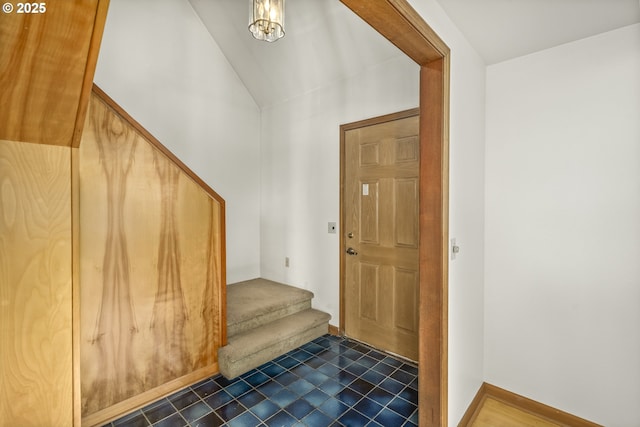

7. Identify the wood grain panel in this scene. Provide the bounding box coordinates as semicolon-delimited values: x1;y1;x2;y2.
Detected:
79;92;223;423
80;96;142;416
0;0;109;147
359;180;379;244
395;136;419;163
394;178;419;248
359;263;379;321
150;154;190;386
394;268;418;333
359;143;380;166
0;139;73;427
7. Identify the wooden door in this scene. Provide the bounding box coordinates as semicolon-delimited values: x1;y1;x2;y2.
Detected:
341;110;420;361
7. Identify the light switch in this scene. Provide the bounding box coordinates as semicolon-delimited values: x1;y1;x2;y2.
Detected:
451;238;460;260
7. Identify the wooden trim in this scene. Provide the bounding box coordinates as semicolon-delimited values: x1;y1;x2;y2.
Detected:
82;364;219;427
459;383;604;427
72;0;110;148
340;0;449;63
328;324;340;336
339;108;420;133
90;84;226;207
341;1;450;425
419;57;450;427
458;383;490;426
71;147;81;426
220;205;228;346
338;122;345;338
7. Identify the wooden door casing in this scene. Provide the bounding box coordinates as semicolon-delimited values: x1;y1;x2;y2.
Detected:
338;3;450;424
342;110;420;360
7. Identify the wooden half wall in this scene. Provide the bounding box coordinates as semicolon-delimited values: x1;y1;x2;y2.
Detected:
78;87;226;426
0;86;226;427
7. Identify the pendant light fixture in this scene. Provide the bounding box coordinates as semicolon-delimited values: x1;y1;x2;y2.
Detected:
249;0;285;42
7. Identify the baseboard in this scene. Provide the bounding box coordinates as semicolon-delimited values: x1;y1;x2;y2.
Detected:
82;363;219;427
458;382;489;426
458;382;603;427
328;324;340;336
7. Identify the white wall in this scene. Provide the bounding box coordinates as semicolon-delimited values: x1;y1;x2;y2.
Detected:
405;1;487;423
485;24;640;427
260;1;487;423
259;55;419;317
94;0;262;283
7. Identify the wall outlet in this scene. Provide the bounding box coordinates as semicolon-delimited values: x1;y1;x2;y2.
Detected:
328;222;337;234
285;257;290;267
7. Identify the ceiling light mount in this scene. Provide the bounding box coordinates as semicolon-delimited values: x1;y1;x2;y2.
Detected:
249;0;285;42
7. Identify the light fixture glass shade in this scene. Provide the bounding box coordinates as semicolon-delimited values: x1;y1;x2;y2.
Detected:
249;0;285;42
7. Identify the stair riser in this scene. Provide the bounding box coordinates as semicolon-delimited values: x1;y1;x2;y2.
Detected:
219;323;329;379
228;299;311;337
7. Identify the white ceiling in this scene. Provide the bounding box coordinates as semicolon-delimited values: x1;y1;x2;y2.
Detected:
189;0;407;108
435;0;640;64
189;0;640;108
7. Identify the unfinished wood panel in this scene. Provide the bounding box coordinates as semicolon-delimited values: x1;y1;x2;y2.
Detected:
79;93;223;424
0;0;109;147
0;139;73;427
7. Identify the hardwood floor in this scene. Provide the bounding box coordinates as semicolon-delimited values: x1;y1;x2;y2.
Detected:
470;397;561;427
459;383;603;427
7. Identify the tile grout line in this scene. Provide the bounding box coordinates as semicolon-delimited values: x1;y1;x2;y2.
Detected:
110;335;419;427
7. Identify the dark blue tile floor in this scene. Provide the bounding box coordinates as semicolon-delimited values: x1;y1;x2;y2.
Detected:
105;335;418;427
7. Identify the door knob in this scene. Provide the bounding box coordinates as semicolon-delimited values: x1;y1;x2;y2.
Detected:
346;247;358;255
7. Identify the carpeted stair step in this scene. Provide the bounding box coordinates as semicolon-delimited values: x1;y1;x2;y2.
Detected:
226;278;314;337
218;308;331;379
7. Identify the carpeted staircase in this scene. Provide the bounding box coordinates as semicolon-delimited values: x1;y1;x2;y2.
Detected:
218;278;331;379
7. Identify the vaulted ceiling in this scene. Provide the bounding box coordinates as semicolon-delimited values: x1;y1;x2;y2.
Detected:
189;0;640;108
188;0;407;108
